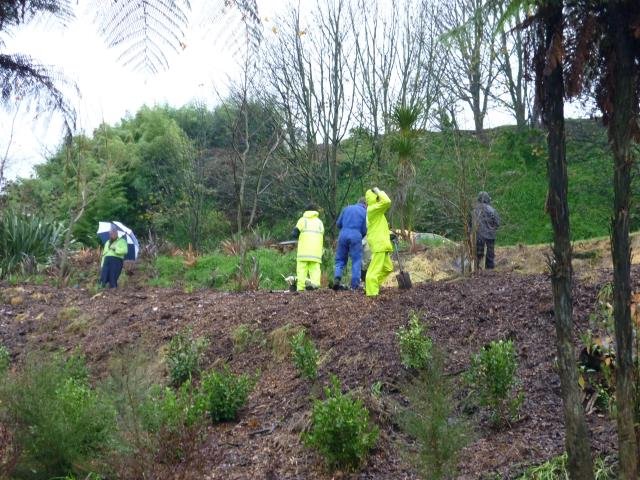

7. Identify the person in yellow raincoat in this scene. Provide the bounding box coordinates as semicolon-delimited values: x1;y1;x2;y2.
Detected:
292;204;324;291
100;225;129;288
365;187;393;297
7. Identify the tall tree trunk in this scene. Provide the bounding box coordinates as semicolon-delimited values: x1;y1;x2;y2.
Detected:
539;2;594;478
608;2;639;477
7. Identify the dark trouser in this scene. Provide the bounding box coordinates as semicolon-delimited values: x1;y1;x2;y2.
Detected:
334;231;363;289
100;256;124;288
476;237;495;269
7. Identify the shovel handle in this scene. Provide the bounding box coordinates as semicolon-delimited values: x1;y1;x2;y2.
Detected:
392;239;405;272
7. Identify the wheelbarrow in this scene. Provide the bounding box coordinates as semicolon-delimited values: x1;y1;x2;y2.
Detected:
392;237;412;290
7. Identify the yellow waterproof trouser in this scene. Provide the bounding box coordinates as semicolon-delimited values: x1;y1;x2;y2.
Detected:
365;252;393;297
297;261;321;291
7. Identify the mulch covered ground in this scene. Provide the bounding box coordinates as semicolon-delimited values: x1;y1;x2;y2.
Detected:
0;269;628;479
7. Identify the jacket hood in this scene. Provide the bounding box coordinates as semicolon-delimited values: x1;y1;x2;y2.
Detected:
365;189;378;205
477;191;491;204
303;210;319;218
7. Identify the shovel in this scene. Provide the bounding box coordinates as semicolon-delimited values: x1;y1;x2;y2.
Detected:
392;238;412;289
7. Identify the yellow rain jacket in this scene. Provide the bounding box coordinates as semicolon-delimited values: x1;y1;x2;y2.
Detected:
296;211;324;263
101;237;128;267
365;189;392;253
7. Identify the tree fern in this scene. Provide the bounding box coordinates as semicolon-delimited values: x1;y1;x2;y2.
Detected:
0;0;263;123
93;0;191;74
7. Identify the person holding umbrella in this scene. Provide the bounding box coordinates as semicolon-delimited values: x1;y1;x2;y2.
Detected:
100;224;128;288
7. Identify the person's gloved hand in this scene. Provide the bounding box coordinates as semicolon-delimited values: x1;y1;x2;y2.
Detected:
390;232;397;242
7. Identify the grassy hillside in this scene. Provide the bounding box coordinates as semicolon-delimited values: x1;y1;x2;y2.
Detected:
403;119;634;245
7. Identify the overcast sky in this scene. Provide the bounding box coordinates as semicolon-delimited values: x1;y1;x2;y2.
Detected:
1;0;585;182
0;0;283;180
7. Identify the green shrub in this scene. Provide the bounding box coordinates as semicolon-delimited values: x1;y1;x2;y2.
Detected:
100;351;200;473
233;252;262;291
399;351;468;480
303;376;379;471
290;330;319;381
133;378;208;464
397;312;433;369
0;210;67;278
139;380;207;433
465;339;524;427
201;367;254;423
0;344;10;374
0;354;116;479
231;324;266;353
151;249;297;291
269;324;302;362
515;453;615;480
166;329;209;386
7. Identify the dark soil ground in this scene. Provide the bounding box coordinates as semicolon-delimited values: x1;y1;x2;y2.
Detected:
0;269;632;479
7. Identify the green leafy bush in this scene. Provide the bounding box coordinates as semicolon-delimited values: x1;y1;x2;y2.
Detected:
139;380;207;433
303;376;379;471
0;344;10;374
0;210;66;278
135;379;208;463
465;339;524;427
201;367;254;423
0;354;116;479
290;330;319;380
166;329;209;386
399;351;468;480
397;312;433;369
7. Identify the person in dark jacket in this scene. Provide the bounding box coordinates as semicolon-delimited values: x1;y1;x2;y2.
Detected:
333;199;367;290
473;191;500;269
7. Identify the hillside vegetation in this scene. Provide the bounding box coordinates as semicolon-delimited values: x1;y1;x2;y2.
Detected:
411;119;635;245
1;108;635;251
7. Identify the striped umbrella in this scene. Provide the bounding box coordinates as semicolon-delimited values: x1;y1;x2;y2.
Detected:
97;221;139;261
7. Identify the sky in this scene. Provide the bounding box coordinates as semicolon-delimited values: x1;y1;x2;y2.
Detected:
1;0;284;180
0;0;585;182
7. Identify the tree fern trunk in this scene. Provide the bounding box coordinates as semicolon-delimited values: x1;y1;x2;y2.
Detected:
608;2;639;477
539;2;594;478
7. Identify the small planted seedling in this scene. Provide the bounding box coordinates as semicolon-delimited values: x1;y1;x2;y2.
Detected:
465;339;524;427
290;329;319;381
397;311;433;370
231;324;266;353
166;329;209;387
303;375;379;471
200;366;255;423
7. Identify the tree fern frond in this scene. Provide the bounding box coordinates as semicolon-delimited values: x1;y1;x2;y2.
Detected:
199;0;262;60
101;0;188;47
492;0;538;32
0;52;76;130
117;38;171;74
93;0;191;73
0;0;73;30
